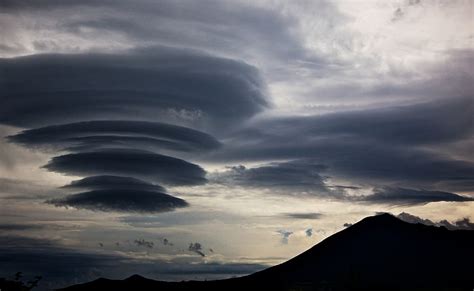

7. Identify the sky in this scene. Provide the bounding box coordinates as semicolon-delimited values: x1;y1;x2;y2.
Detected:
0;0;473;289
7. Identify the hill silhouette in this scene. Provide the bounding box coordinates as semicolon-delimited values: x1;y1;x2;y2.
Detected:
59;213;474;291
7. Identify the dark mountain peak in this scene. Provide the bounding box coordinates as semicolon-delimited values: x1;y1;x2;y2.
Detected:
369;212;396;220
90;277;110;283
357;212;405;227
338;212;423;236
125;274;146;281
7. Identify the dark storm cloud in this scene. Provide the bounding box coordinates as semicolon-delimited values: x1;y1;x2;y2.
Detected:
212;160;331;194
8;120;221;153
397;212;474;230
62;176;166;192
43;149;207;186
0;46;267;131
211;97;474;191
48;189;188;213
360;187;474;205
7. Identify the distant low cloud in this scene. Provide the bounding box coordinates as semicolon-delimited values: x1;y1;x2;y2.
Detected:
134;239;154;249
277;230;293;244
48;189;188;213
284;213;322;220
43;149;207;186
360;187;474;205
397;212;474;230
188;242;205;257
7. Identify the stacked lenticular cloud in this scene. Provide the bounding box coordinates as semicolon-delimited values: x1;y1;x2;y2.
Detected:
3;46;267;213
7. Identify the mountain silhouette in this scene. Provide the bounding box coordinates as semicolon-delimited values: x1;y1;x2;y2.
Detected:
59;213;474;291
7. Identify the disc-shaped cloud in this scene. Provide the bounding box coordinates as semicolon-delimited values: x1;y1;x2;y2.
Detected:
9;120;221;153
62;175;167;192
48;189;188;213
0;47;267;131
43;149;207;186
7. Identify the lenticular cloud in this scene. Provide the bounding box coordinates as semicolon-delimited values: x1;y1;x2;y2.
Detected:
1;47;267;213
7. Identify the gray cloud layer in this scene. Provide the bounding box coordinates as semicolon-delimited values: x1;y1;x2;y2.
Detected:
361;187;474;206
212;97;474;192
211;158;473;205
211;158;473;204
252;96;473;146
43;149;207;186
0;0;326;72
212;160;331;194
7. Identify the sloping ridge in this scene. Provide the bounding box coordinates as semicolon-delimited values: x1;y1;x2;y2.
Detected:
59;214;474;291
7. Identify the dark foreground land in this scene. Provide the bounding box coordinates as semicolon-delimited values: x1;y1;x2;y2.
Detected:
54;214;474;290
